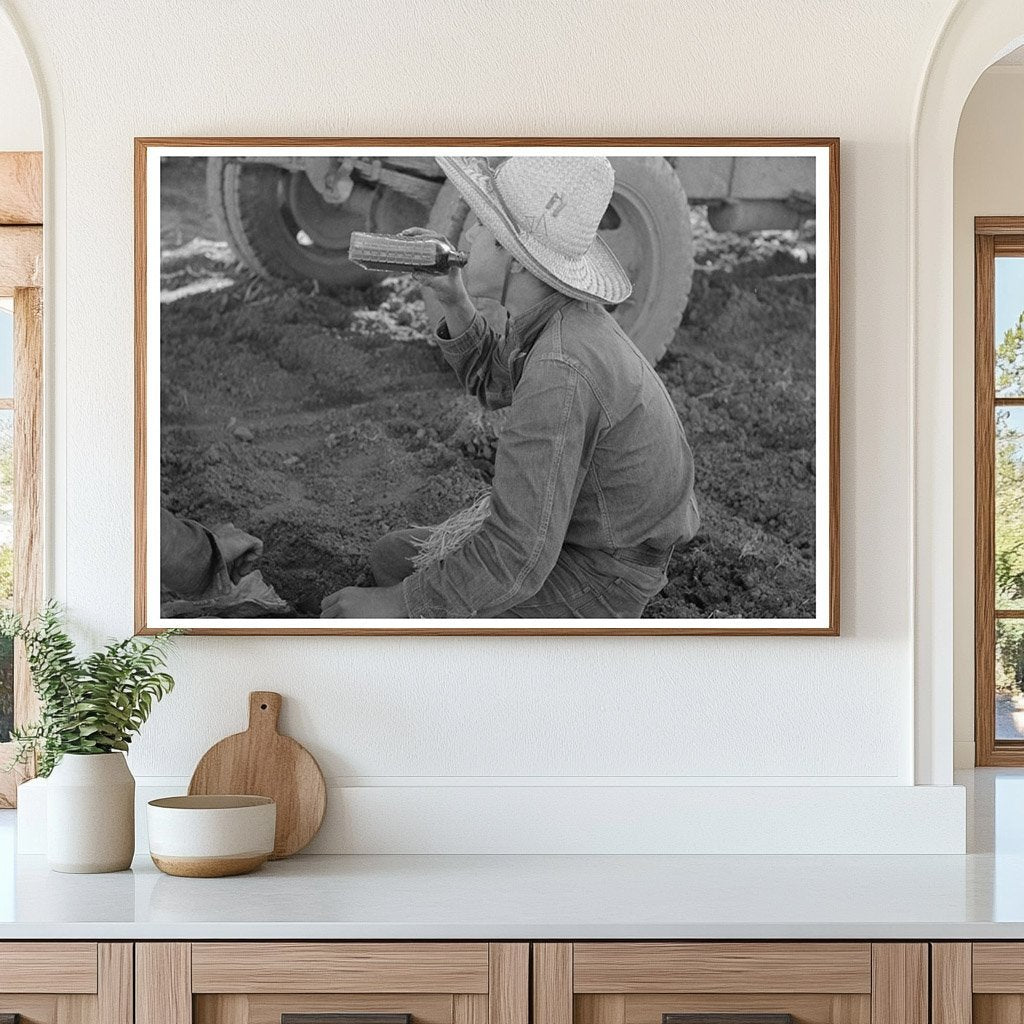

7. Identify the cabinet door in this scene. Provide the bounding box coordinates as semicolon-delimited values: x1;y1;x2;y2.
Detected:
0;943;131;1024
532;944;928;1024
944;943;1024;1024
137;943;528;1024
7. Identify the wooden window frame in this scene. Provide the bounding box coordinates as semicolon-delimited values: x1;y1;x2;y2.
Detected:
975;217;1024;765
0;151;43;806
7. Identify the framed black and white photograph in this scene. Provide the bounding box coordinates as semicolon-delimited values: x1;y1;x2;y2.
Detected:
135;138;839;635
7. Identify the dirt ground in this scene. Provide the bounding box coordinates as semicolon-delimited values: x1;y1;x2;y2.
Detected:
160;158;817;619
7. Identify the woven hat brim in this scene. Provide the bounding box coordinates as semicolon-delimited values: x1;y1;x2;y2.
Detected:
436;156;633;305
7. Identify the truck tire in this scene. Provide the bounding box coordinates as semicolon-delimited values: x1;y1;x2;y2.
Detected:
206;158;375;289
423;157;693;365
605;156;693;364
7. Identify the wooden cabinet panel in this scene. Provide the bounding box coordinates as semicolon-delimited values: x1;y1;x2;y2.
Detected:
534;945;572;1024
620;993;870;1024
931;944;971;1024
488;944;527;1024
0;944;98;994
0;943;129;1024
967;943;1024;1024
139;942;526;1024
454;994;489;1024
871;945;927;1024
0;935;947;1024
191;944;490;995
565;944;926;1024
197;993;457;1024
137;944;192;1024
573;944;873;994
573;990;872;1024
972;994;1024;1024
574;994;625;1024
248;993;455;1024
0;994;60;1024
97;945;132;1024
0;937;934;1024
973;945;1024;993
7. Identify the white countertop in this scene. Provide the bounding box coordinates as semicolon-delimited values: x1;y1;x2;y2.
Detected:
0;848;1023;940
1;768;1022;941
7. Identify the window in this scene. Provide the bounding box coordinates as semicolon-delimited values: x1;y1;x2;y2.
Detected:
0;288;42;806
0;150;43;806
976;218;1024;764
0;301;12;745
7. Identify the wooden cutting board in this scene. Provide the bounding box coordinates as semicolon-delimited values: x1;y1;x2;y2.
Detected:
188;691;326;859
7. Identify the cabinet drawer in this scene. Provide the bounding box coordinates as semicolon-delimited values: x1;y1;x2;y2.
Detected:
569;943;872;1024
533;944;926;1024
937;942;1024;1024
139;943;528;1024
0;943;130;1024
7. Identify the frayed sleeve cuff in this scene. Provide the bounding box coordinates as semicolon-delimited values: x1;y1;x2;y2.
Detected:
401;567;477;619
401;571;435;618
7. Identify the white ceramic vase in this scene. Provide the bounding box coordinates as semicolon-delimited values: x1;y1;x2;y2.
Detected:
46;752;135;873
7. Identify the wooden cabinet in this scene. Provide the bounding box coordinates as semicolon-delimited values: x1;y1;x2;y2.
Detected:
136;944;528;1024
932;943;1024;1024
532;943;928;1024
0;938;950;1024
0;943;132;1024
925;943;1024;1024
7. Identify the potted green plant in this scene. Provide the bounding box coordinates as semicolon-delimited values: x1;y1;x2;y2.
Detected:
2;603;179;873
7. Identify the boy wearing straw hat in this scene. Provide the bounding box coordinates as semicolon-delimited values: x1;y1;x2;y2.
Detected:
321;155;700;619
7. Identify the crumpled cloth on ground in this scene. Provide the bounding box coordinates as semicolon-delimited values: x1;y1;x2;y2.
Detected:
161;568;292;618
160;512;292;618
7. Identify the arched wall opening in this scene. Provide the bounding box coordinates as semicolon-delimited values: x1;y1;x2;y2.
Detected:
914;1;1024;785
0;8;42;151
952;46;1024;768
0;5;45;808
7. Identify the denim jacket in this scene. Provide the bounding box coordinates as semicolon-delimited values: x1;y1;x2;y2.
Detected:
402;296;700;617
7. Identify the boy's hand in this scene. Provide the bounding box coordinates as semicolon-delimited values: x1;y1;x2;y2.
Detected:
400;227;469;306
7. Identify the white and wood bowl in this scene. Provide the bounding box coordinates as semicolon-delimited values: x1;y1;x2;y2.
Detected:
147;795;276;877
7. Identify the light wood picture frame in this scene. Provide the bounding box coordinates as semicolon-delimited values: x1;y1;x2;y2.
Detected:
136;137;839;636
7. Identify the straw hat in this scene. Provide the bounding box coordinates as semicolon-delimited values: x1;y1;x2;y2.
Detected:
435;155;633;304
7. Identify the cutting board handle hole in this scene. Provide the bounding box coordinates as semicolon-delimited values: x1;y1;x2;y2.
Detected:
260;703;268;710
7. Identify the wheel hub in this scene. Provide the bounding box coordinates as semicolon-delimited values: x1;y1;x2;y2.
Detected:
284;173;372;250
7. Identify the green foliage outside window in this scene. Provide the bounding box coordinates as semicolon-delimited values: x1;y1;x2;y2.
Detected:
997;310;1024;396
0;413;12;740
997;621;1024;695
996;311;1024;694
0;634;11;742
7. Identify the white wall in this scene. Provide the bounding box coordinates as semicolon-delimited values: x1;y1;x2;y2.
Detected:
953;66;1024;767
0;8;39;151
0;0;975;852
